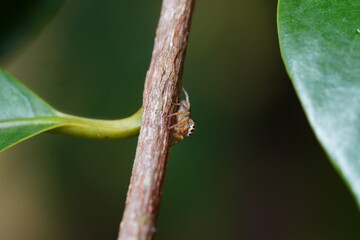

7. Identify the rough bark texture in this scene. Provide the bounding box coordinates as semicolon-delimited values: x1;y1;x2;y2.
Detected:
117;1;195;240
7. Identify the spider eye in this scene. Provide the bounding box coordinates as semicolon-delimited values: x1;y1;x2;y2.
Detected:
187;126;195;137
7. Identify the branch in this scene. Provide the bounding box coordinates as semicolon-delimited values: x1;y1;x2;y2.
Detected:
117;0;195;240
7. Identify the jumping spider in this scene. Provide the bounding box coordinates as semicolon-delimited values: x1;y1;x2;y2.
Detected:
168;88;196;145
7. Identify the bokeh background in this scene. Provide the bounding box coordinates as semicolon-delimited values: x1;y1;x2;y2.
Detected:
1;0;359;239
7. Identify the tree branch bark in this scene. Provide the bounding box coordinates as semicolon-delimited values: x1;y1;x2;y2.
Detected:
117;1;195;239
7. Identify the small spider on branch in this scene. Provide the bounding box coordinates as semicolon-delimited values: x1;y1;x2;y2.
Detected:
168;88;196;145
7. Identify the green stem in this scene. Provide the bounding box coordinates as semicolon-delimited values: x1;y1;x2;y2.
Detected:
51;107;142;140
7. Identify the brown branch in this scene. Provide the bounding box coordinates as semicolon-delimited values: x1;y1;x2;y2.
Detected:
117;1;195;240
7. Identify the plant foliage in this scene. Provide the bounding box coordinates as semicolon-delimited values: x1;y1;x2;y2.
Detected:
278;0;360;207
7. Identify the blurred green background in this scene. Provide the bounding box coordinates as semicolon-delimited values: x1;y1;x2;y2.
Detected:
1;0;359;239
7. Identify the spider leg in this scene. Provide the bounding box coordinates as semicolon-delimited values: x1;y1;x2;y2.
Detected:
167;112;181;118
173;102;190;111
169;117;190;129
174;126;189;132
170;133;183;146
167;107;190;118
182;88;191;108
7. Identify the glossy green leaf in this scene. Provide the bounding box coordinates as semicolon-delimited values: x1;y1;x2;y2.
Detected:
278;0;360;207
0;70;142;152
0;70;61;151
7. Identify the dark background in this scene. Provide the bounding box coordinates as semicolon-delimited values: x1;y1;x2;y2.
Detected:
0;0;359;239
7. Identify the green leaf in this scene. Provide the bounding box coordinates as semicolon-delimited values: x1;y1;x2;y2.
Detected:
0;70;142;152
278;0;360;207
0;70;61;151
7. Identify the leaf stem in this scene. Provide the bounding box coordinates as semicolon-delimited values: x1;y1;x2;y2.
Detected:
51;107;142;140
